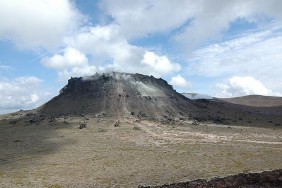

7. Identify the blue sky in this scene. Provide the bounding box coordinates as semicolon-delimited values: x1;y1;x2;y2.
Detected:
1;0;282;114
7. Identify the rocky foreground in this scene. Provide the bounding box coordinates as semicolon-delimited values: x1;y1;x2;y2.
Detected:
140;169;282;188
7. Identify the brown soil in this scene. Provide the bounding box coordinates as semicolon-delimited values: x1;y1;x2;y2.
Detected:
1;112;282;187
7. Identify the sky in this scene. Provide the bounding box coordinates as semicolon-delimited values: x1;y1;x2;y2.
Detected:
1;0;282;114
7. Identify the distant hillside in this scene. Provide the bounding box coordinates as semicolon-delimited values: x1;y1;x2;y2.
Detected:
218;95;282;107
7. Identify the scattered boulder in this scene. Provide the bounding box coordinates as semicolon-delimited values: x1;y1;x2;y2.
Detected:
135;119;141;123
49;118;55;123
133;126;141;130
114;120;120;127
192;120;199;125
79;123;87;129
9;120;17;125
138;111;146;118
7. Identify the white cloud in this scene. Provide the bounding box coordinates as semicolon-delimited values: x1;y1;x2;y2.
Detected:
0;64;12;72
41;48;88;70
100;0;282;49
99;0;197;39
0;0;82;49
57;65;98;82
0;76;51;113
216;76;279;97
50;25;181;80
169;75;191;89
141;51;181;77
65;25;140;67
187;27;282;95
41;47;98;81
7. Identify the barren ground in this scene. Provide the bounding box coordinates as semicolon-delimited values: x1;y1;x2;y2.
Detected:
0;111;282;187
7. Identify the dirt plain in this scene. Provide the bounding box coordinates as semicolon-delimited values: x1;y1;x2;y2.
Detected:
1;110;282;187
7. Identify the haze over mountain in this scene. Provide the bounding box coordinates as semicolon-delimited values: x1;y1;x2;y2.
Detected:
181;93;213;100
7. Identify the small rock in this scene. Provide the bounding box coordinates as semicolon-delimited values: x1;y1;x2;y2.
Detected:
192;120;199;125
9;120;17;125
114;121;120;127
137;111;146;118
79;123;86;129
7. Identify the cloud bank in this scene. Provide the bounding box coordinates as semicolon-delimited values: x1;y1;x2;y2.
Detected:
0;76;51;113
188;26;282;96
42;25;181;79
216;76;279;97
0;0;82;49
169;75;191;89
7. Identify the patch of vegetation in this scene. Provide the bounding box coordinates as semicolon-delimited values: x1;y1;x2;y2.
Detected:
0;170;3;177
233;160;244;169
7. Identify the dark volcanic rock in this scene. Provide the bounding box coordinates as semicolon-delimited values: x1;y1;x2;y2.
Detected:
40;72;195;119
79;123;86;129
140;169;282;188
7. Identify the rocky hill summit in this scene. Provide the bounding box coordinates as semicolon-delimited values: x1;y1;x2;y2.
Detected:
40;72;195;119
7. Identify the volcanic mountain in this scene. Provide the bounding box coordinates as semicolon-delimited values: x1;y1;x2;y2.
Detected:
40;72;196;119
40;72;282;127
